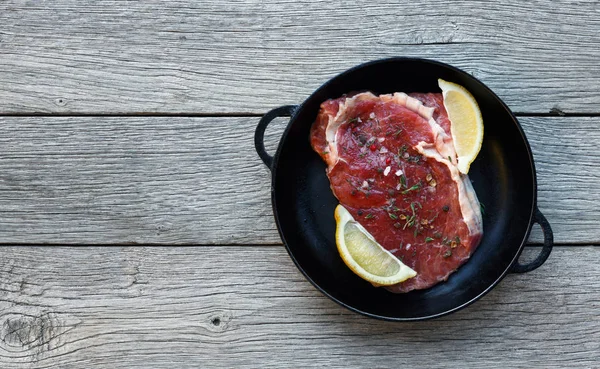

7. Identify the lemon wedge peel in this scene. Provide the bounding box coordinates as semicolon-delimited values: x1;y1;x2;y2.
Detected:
438;78;484;174
334;205;417;286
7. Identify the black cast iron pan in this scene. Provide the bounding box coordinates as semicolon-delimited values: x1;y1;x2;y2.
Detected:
254;58;553;321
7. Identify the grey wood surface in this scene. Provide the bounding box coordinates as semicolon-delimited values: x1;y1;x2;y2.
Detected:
1;0;600;114
0;246;598;369
0;115;597;244
1;1;599;368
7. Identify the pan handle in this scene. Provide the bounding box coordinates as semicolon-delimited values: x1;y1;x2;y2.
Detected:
510;207;553;273
254;105;298;170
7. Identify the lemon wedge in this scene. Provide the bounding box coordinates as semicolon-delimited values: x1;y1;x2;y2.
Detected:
438;78;484;174
334;205;416;285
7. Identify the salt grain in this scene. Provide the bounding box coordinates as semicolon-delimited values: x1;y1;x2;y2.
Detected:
395;170;403;176
379;147;388;154
377;137;385;143
361;180;369;188
383;166;391;176
369;112;376;119
406;243;411;250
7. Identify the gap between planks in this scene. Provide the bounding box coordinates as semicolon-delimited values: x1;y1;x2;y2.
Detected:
2;112;600;118
0;243;597;247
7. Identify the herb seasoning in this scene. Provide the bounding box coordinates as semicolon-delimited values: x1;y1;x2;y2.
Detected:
402;183;421;194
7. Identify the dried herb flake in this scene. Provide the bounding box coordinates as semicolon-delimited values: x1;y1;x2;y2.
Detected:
402;184;421;194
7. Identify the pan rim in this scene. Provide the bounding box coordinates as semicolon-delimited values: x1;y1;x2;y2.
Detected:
269;57;537;321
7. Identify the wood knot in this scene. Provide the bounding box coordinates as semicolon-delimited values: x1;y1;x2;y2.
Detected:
206;311;232;333
155;222;173;236
0;311;78;355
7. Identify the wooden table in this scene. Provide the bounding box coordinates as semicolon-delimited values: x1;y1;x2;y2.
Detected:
1;1;598;368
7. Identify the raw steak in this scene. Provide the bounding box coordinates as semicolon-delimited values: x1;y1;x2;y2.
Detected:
310;92;483;292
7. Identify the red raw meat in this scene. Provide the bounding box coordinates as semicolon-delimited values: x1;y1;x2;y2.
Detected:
310;92;483;292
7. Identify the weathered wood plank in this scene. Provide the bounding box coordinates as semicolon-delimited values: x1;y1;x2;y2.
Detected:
0;116;598;244
0;246;597;368
1;1;600;114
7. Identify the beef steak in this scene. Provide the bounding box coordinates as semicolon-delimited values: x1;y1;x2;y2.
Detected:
310;92;483;292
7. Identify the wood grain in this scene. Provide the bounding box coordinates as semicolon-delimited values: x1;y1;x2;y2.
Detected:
0;246;597;369
1;1;600;114
0;115;597;245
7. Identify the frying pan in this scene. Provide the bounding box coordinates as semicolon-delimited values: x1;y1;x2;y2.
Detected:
254;58;553;321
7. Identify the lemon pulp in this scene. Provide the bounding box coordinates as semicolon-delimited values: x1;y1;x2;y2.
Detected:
334;205;416;285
